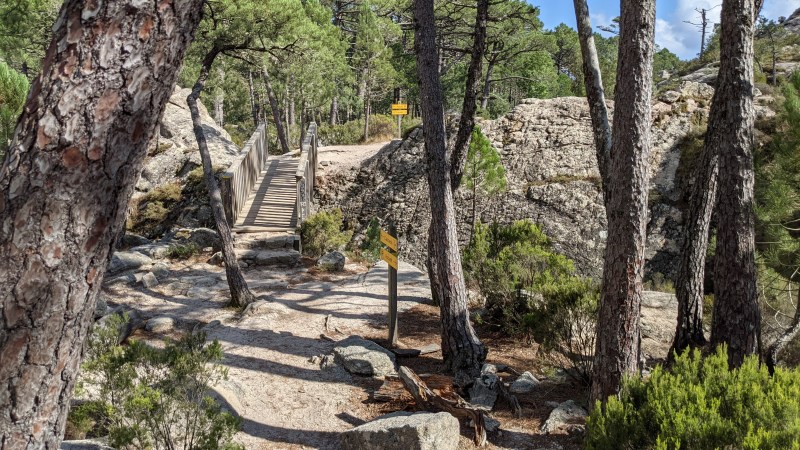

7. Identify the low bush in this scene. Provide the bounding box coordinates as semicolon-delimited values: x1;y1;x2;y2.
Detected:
359;217;382;262
463;220;599;382
166;242;201;259
300;209;353;258
75;314;242;450
586;347;800;450
317;115;420;145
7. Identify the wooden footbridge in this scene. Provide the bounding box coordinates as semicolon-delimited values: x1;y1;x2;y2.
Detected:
220;123;319;233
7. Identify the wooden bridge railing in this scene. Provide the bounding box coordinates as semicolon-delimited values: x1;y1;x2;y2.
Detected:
295;122;319;224
220;123;268;225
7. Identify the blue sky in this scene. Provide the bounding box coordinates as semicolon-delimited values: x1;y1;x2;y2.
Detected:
535;0;800;59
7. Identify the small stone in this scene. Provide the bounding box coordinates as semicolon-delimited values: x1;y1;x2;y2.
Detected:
151;262;170;280
317;251;346;271
146;316;175;333
208;252;224;266
510;371;540;394
340;412;459;450
239;261;249;268
141;272;159;288
203;246;213;252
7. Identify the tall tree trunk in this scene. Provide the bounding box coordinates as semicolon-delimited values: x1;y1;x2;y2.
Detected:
449;0;488;190
670;149;714;357
188;51;255;309
289;97;296;127
710;0;761;368
329;96;338;125
263;69;290;154
0;0;203;446
364;87;371;142
480;57;496;110
248;71;260;127
591;0;656;405
214;66;225;127
573;0;612;192
414;0;486;386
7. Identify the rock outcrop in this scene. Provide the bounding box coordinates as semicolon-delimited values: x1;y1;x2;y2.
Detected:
319;81;738;279
127;87;245;237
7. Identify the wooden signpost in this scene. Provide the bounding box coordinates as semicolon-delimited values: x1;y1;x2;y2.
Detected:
380;223;399;346
392;88;407;140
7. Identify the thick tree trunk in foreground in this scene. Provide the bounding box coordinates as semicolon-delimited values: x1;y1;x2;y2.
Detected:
710;0;761;368
591;0;655;405
573;0;612;192
414;0;486;385
263;69;290;154
188;51;255;309
450;0;488;191
0;0;203;447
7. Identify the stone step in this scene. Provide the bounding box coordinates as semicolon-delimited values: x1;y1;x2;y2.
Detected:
234;233;299;251
238;248;301;267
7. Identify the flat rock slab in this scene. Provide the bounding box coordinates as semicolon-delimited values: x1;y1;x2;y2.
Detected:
541;399;588;434
334;336;396;377
238;249;300;267
130;243;172;260
109;251;153;275
60;439;114;450
340;411;459;450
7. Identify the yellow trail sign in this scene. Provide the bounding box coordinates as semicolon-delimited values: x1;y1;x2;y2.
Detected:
380;230;398;251
381;248;398;270
391;103;408;116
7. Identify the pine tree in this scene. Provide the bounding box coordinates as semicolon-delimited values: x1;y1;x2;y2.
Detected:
463;126;506;242
0;61;29;162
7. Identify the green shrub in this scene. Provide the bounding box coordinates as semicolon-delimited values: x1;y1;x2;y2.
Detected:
359;217;382;262
300;209;353;258
0;61;29;163
586;347;800;450
78;314;242;450
463;220;599;381
166;242;201;259
144;183;183;203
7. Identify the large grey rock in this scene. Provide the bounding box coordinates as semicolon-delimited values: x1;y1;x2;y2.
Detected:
317;251;346;271
60;439;114;450
93;293;109;319
318;85;734;280
340;412;459;450
510;371;540;394
333;336;396;377
109;251;153;275
121;232;151;248
541;400;588;434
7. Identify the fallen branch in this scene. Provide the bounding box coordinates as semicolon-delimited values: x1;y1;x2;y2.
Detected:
398;366;487;446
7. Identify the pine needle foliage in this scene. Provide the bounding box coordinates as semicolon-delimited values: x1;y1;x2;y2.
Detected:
0;61;29;162
586;346;800;450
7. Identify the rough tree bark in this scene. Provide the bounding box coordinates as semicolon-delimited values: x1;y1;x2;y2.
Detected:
414;0;486;385
329;96;338;125
248;71;261;127
573;0;612;193
710;0;761;368
449;0;488;190
263;68;290;154
187;49;255;309
767;284;800;373
591;0;656;405
480;55;497;110
213;66;225;127
0;0;203;447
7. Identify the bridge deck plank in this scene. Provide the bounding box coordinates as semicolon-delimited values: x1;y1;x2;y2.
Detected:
233;155;298;233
